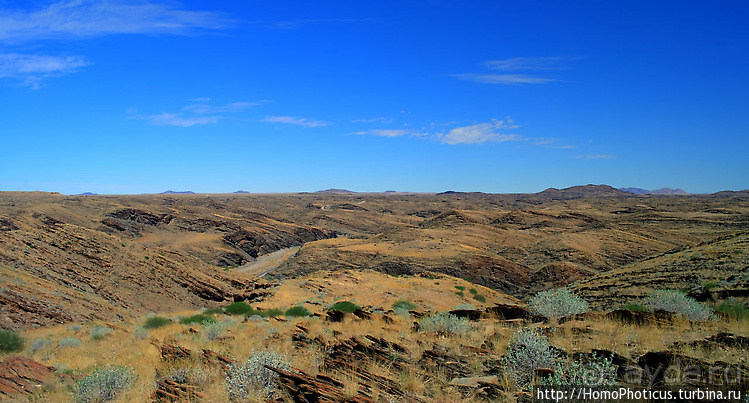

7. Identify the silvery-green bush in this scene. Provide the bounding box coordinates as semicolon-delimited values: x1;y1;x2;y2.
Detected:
59;337;82;348
73;366;136;403
225;350;292;401
418;312;471;335
528;289;589;320
502;328;559;388
90;326;113;340
541;352;617;387
642;290;715;321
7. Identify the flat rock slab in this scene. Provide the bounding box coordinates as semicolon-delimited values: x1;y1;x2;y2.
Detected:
0;356;56;398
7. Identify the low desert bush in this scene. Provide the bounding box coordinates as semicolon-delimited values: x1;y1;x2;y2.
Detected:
59;337;82;348
392;300;418;310
30;338;52;352
0;330;25;353
203;322;230;341
225;350;292;400
472;293;487;302
329;301;359;313
143;316;172;329
418;312;471;335
285;306;311;317
73;366;136;403
256;308;285;318
90;326;113;340
642;290;715;321
621;303;650;312
133;327;148;340
225;301;255;316
179;314;217;325
502;328;559;389
528;289;588;320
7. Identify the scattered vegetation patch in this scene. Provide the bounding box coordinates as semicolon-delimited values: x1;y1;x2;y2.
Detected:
143;316;172;329
256;308;285;318
0;330;25;353
285;306;311;317
528;288;588;320
469;288;478;295
329;301;360;313
455;291;464;297
73;365;136;403
225;301;255;316
454;286;465;291
30;338;52;352
642;290;715;321
179;314;217;325
392;300;418;311
225;350;292;400
418;312;471;335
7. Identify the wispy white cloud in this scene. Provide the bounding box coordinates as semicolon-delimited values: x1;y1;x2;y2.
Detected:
0;52;90;88
484;57;571;71
351;129;425;138
438;119;521;145
131;99;266;127
454;73;557;85
531;137;577;149
573;154;615;159
0;0;229;43
262;116;330;128
351;117;395;124
456;56;576;85
146;113;221;127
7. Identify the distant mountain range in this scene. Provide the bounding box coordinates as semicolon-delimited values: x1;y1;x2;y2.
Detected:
620;187;689;195
76;192;98;196
315;188;357;194
161;190;195;194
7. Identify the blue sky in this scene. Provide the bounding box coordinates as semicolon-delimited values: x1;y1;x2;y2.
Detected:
1;1;747;194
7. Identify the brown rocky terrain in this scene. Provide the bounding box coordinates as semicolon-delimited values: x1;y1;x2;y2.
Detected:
1;186;748;329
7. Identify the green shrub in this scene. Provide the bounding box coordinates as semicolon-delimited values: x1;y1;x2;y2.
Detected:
392;300;418;310
622;303;650;312
501;328;559;389
256;308;285;318
225;301;255;316
203;307;225;315
225;350;292;400
143;316;172;329
642;290;715;321
59;337;82;348
469;288;478;295
528;289;588;320
714;301;749;321
285;306;311;317
703;282;719;291
454;286;465;291
0;330;25;353
90;326;113;341
329;301;359;313
73;366;136;402
455;291;464;297
179;314;217;325
418;312;471;335
472;293;486;302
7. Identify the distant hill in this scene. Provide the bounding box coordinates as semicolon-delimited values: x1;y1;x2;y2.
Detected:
161;190;195;194
76;192;98;196
234;190;250;194
621;187;688;195
315;189;356;194
537;184;630;199
711;190;749;198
